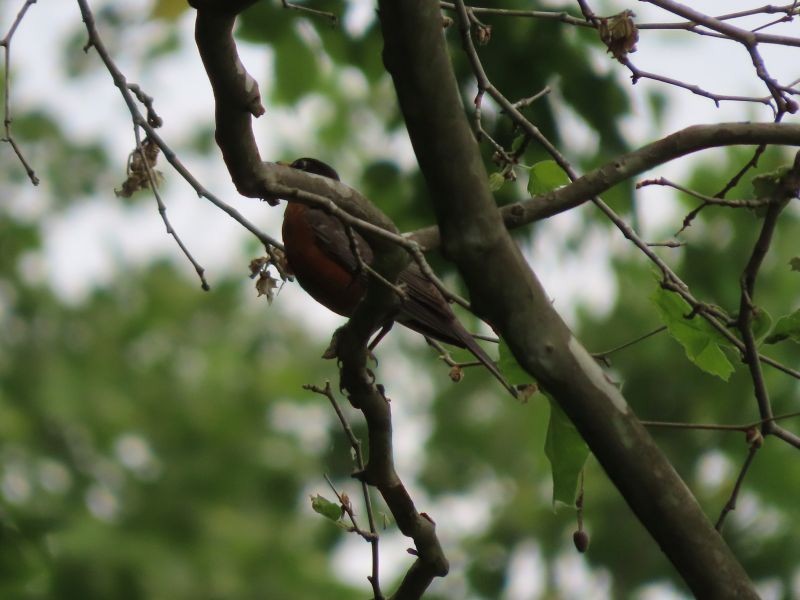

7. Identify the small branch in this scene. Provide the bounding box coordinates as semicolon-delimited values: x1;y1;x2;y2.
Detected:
334;284;450;597
127;83;163;128
644;0;796;112
715;145;768;199
646;240;684;248
281;0;338;25
637;176;771;233
425;337;482;383
1;0;40;185
638;3;800;31
135;133;210;290
769;425;800;448
306;382;383;599
323;473;378;542
344;223;408;302
511;86;551;111
439;2;590;27
592;326;666;362
638;177;769;208
76;0;283;259
737;203;782;425
619;56;772;108
737;152;800;435
716;441;760;531
640;410;800;433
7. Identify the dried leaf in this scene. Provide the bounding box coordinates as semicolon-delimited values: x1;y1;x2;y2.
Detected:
115;137;162;198
255;272;279;304
598;10;638;61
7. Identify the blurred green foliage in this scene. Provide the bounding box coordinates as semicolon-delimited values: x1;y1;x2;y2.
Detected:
1;1;799;599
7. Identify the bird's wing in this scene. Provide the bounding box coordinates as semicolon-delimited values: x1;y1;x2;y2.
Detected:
396;264;468;348
303;207;374;277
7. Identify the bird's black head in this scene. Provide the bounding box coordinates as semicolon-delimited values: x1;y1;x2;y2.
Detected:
290;157;340;181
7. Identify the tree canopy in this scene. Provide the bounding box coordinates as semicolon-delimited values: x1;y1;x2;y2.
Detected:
2;1;800;598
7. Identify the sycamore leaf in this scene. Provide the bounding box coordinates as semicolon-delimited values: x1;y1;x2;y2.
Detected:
498;338;535;387
498;340;585;508
750;306;773;343
310;494;343;521
511;134;526;154
150;0;189;21
488;171;506;192
651;286;734;380
527;160;570;196
765;309;800;345
545;396;589;509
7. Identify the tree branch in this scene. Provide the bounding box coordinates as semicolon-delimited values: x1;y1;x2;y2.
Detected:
408;121;800;250
378;0;758;596
189;3;453;597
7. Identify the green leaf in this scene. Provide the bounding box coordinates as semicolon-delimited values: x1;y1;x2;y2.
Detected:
273;31;320;105
488;172;506;192
310;494;342;521
510;134;526;154
150;0;189;21
498;338;534;386
544;397;589;509
790;257;800;272
765;309;800;344
651;286;734;380
527;160;570;196
750;306;773;343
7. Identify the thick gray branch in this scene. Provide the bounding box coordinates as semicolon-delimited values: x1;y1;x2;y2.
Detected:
378;1;758;597
410;122;800;250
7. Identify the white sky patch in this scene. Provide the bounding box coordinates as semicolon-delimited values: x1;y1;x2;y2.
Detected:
37;458;72;495
269;399;333;456
523;209;617;324
85;482;120;522
635;580;691;600
694;450;733;492
553;551;613;600
755;578;784;600
502;540;546;600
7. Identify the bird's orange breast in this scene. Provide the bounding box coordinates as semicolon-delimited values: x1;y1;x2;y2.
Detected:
282;202;365;316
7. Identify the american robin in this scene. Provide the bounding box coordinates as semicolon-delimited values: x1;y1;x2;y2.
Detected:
282;157;516;396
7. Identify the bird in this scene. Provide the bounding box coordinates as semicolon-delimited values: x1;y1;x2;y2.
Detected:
281;157;516;397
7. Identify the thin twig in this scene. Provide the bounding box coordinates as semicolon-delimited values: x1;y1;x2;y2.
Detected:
75;0;283;259
715;443;760;531
1;0;40;185
644;0;795;113
638;177;769;208
737;200;784;426
439;2;589;27
135;133;210;290
619;56;773;108
281;0;338;25
305;382;383;600
425;337;482;373
593;326;666;361
77;2;209;290
323;474;378;542
344;224;408;301
640;410;800;432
